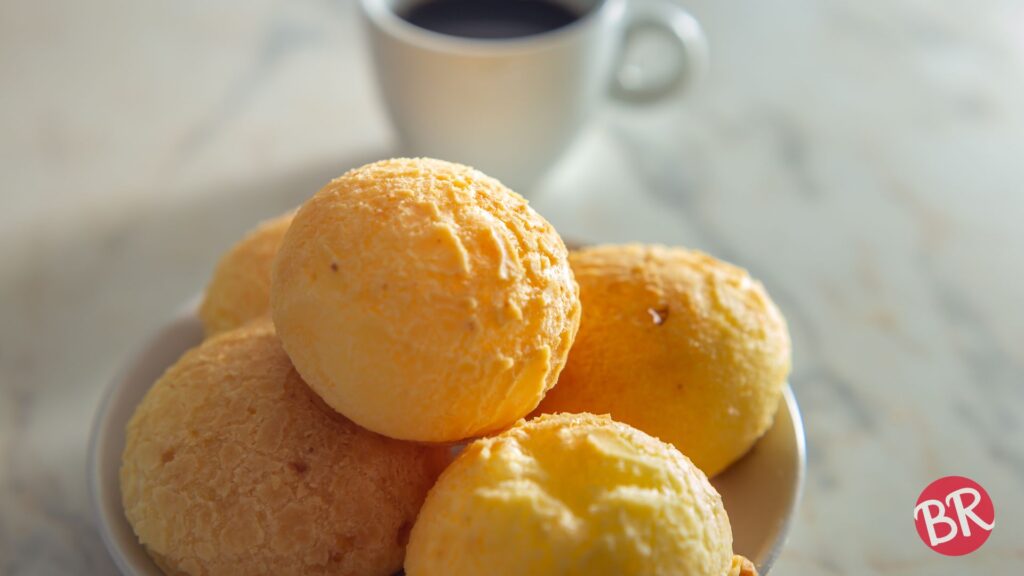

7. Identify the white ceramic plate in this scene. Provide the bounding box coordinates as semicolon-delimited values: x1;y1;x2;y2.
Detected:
89;303;805;575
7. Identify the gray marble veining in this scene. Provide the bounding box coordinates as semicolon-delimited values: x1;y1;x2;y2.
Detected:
2;0;1023;574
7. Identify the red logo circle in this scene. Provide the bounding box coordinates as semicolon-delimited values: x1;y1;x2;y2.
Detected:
914;475;995;556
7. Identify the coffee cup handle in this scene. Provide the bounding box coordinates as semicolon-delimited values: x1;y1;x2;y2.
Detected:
611;0;708;103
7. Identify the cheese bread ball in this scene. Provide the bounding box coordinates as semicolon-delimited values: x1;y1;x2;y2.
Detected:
271;158;580;443
535;245;791;477
731;556;759;576
120;320;447;576
199;212;294;336
405;413;748;576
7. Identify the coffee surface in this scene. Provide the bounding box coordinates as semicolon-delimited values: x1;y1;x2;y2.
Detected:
401;0;581;39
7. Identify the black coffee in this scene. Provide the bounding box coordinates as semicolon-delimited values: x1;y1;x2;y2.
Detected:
401;0;582;39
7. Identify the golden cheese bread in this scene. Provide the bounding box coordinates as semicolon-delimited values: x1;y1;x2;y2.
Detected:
536;244;791;476
271;158;580;443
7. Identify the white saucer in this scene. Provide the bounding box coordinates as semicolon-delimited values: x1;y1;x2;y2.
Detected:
88;303;805;575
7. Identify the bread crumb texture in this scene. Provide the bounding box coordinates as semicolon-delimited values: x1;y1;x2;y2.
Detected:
271;158;580;442
120;320;447;576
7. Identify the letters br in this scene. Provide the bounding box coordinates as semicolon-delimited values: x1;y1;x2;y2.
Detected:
914;475;995;556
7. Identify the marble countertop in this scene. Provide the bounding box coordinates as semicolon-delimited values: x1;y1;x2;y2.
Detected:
2;0;1022;574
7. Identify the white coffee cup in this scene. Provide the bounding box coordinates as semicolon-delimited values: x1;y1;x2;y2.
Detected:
360;0;707;191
